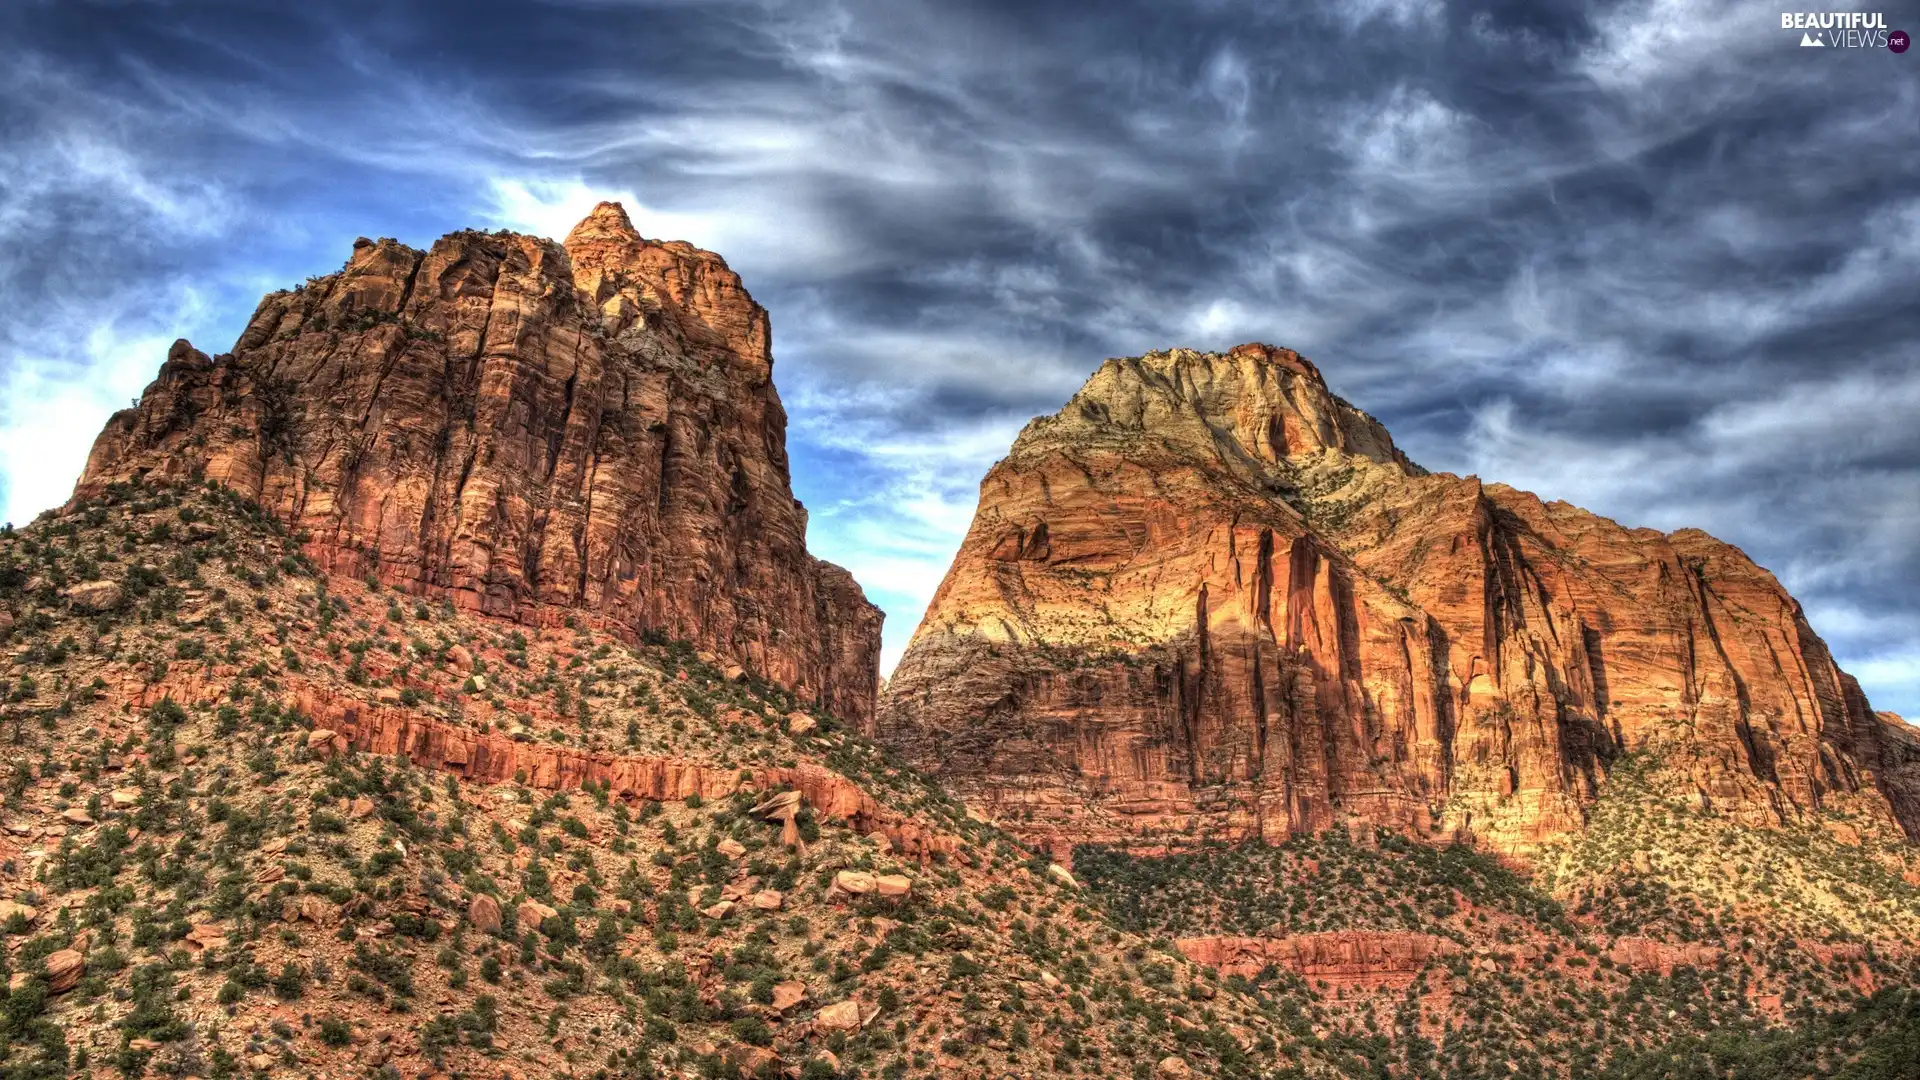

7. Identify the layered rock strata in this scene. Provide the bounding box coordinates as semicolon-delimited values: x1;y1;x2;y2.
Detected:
74;203;881;721
877;343;1920;856
1176;932;1460;993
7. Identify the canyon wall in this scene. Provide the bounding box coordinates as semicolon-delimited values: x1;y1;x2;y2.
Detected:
74;203;882;723
876;343;1920;857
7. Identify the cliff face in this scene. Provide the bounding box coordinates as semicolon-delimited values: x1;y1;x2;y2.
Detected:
74;203;881;722
876;343;1920;857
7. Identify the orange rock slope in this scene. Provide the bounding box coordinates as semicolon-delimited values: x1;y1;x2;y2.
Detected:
876;343;1920;857
73;203;882;722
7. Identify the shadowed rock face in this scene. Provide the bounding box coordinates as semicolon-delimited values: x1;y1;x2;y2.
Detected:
876;342;1920;858
73;203;882;723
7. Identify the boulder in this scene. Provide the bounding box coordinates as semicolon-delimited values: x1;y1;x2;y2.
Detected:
772;980;808;1012
725;1045;778;1076
874;874;912;898
751;890;784;912
64;580;123;613
44;950;84;993
833;871;876;896
307;728;347;757
717;837;747;858
469;893;503;934
184;922;229;952
751;790;803;821
517;899;558;932
815;999;862;1032
1047;863;1079;889
283;895;336;926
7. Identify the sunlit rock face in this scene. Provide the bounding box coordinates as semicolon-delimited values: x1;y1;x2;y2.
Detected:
75;202;882;724
876;342;1920;858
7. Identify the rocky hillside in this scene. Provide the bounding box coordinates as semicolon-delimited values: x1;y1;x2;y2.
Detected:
76;203;880;724
11;218;1920;1080
877;343;1920;859
0;480;1351;1080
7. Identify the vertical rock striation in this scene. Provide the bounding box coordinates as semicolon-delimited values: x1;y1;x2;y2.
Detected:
876;343;1919;857
74;203;882;722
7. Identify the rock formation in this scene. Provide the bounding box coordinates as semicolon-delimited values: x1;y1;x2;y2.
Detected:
73;203;881;722
877;343;1920;857
1176;932;1460;993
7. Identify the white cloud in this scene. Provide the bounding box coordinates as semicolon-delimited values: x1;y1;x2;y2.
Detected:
0;292;215;526
1578;0;1778;91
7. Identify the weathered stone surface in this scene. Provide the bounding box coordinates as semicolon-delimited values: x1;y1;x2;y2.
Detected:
468;893;503;934
184;922;229;952
281;681;957;862
74;203;881;724
1177;931;1460;994
306;728;347;757
282;895;335;926
877;343;1920;857
1606;936;1723;974
64;580;123;613
752;790;803;820
771;979;807;1012
815;999;862;1032
873;874;912;897
517;899;558;932
833;871;876;896
44;949;84;993
725;1045;779;1076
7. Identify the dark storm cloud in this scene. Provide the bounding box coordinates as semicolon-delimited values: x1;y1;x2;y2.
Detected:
2;0;1917;712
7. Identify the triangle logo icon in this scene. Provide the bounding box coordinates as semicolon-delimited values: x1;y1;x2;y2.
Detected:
1801;31;1824;45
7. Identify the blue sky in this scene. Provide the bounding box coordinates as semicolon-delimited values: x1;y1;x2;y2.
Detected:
2;0;1918;716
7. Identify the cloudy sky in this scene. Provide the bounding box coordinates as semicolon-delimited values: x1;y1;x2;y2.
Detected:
2;0;1917;715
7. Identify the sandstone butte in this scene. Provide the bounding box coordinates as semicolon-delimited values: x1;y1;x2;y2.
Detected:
72;202;882;723
876;342;1920;858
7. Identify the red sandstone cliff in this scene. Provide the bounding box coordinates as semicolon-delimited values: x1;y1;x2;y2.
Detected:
73;203;881;722
876;343;1920;857
1176;932;1459;993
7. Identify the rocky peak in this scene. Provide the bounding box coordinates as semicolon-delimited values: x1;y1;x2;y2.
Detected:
564;199;641;247
878;341;1919;858
560;201;771;376
73;211;881;722
1019;342;1418;476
